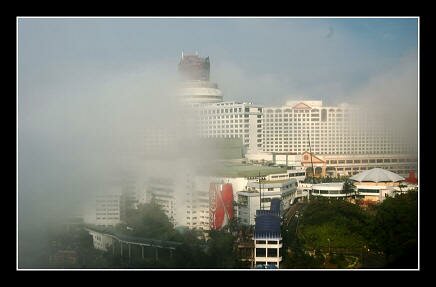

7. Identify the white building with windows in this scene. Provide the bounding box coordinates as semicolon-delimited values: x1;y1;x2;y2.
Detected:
188;97;416;177
261;100;414;156
87;188;122;227
191;101;263;154
143;171;216;231
237;179;298;226
311;182;348;198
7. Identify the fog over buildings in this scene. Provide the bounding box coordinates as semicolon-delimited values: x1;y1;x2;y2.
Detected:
17;18;418;268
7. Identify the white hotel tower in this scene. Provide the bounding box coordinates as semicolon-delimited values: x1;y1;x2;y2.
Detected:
176;52;263;154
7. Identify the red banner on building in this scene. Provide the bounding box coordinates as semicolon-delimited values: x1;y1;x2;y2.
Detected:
209;183;233;230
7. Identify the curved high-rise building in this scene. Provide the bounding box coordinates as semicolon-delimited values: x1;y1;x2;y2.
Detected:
178;52;223;104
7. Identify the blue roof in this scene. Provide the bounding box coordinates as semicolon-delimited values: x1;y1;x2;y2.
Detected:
270;198;281;215
255;199;281;217
254;198;282;239
254;213;281;239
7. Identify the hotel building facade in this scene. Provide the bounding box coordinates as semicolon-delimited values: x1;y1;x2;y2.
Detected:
181;54;417;177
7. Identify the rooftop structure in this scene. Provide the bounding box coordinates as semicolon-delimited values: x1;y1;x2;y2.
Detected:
350;168;405;183
350;168;407;204
178;52;223;103
254;213;281;239
178;52;210;81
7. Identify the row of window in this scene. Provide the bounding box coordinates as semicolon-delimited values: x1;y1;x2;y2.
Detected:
256;240;282;244
198;107;250;114
327;158;417;164
264;149;411;154
255;248;281;257
265;108;346;113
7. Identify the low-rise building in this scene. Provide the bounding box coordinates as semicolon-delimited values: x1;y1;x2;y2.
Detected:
237;179;297;226
301;151;417;178
350;168;406;203
311;182;348;198
253;198;282;268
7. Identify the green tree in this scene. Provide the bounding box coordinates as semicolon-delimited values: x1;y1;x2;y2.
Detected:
343;179;356;198
120;203;177;240
206;230;237;268
173;229;209;268
294;198;372;267
372;190;418;268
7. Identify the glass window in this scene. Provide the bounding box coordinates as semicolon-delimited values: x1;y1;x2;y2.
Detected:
256;248;267;257
267;248;278;257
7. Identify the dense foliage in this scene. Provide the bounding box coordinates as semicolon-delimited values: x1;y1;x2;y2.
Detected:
45;201;239;268
299;198;371;250
45;190;417;269
282;190;418;268
372;190;418;268
118;202;180;241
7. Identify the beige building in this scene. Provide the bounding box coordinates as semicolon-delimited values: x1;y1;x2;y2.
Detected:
301;151;417;178
350;168;405;203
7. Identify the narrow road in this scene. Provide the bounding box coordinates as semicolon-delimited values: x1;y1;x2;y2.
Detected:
283;202;306;226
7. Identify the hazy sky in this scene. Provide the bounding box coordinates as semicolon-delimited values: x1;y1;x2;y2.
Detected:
19;17;418;105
